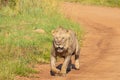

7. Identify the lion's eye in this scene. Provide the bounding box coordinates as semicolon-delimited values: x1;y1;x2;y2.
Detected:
55;38;57;40
62;37;64;40
55;37;58;41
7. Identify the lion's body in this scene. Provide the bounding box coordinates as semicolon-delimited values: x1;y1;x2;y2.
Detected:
50;27;80;76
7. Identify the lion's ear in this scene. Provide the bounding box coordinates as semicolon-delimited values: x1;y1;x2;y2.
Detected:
66;30;69;33
51;30;54;36
58;26;63;29
51;30;56;36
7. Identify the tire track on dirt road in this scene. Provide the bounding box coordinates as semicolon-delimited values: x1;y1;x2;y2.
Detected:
15;2;120;80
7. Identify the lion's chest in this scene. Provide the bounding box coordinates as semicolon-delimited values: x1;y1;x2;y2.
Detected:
56;52;68;58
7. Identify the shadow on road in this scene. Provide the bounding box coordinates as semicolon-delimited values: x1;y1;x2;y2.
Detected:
50;64;76;76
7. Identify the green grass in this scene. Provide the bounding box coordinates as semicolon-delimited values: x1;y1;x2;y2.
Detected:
64;0;120;7
0;0;83;80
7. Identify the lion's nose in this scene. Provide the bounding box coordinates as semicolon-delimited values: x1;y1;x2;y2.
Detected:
57;37;62;43
56;42;60;46
55;40;60;45
57;45;64;49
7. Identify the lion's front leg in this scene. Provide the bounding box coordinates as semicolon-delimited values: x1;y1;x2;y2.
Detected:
75;49;80;70
50;55;60;75
59;55;71;76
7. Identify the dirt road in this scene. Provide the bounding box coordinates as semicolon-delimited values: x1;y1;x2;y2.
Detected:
16;2;120;80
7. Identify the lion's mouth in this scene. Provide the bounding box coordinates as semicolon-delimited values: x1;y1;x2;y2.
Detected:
56;47;64;53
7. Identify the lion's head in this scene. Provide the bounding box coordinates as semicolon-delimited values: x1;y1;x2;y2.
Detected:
52;27;70;53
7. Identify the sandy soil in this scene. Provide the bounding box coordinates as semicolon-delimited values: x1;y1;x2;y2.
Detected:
15;2;120;80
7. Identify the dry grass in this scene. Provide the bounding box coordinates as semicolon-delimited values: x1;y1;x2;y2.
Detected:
64;0;120;7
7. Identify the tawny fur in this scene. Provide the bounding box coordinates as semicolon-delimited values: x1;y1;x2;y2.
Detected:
50;27;80;76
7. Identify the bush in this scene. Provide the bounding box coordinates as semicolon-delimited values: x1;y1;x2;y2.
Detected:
0;0;59;16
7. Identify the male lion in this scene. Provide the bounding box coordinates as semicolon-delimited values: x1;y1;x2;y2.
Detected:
50;27;80;76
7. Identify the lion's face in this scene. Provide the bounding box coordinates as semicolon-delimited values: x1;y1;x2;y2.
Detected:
52;27;70;53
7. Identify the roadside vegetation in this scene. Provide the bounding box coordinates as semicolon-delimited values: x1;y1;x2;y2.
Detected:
64;0;120;7
0;0;83;80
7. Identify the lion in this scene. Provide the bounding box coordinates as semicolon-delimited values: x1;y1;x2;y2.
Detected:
50;27;80;76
